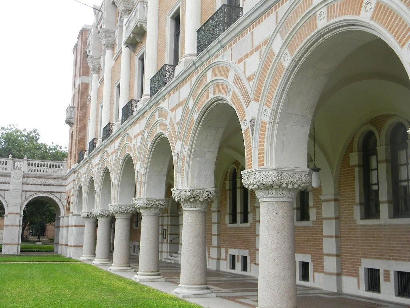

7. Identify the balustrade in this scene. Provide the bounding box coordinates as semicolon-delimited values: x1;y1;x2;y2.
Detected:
89;138;97;154
102;123;114;142
121;99;137;124
150;64;175;97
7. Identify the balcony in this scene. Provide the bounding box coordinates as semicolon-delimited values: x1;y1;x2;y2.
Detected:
78;150;86;163
124;0;147;46
150;64;176;97
89;138;97;154
65;105;75;127
197;4;243;54
121;99;137;124
102;123;114;142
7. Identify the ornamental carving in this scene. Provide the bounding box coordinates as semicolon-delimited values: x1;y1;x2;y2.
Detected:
171;188;215;211
109;203;136;215
81;212;94;218
87;56;101;74
114;0;135;16
91;208;112;217
133;198;167;215
99;28;116;49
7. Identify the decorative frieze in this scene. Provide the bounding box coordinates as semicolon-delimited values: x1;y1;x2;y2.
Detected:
87;56;101;74
171;188;215;210
99;28;116;49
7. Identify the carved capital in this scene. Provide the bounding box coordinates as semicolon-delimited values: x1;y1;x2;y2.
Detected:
81;211;94;218
172;188;215;211
109;203;136;215
133;198;167;215
113;0;135;17
87;56;101;74
241;168;311;201
99;28;116;49
91;208;112;217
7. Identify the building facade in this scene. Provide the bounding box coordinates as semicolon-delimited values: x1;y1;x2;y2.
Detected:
63;0;410;307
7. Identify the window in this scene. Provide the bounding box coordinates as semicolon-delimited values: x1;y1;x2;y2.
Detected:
396;271;410;298
228;166;250;225
169;9;181;66
229;168;238;224
299;261;309;282
229;254;236;270
390;124;410;218
241;255;247;272
136;52;145;100
133;213;139;229
362;132;380;219
297;191;310;221
365;268;380;293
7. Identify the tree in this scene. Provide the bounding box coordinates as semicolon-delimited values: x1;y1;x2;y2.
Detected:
0;203;4;217
22;200;57;242
0;125;67;161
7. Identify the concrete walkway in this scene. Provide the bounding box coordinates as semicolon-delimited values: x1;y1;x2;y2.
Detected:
85;257;406;308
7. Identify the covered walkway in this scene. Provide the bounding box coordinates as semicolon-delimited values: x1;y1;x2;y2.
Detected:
87;257;405;308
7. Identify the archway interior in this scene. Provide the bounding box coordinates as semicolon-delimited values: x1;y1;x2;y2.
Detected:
21;196;61;244
87;179;96;212
100;169;112;209
119;156;135;204
273;30;410;173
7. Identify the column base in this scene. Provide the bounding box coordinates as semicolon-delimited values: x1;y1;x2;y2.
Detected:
173;284;215;298
134;271;164;282
80;255;95;261
108;265;133;272
92;258;111;265
175;55;196;76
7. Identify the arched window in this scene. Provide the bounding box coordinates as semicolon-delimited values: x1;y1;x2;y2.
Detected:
390;123;410;218
228;166;249;225
362;131;380;219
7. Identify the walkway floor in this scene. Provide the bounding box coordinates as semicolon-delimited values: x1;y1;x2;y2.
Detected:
86;257;406;308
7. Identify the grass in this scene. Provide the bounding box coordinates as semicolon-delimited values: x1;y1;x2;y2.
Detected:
0;255;199;308
0;244;54;252
0;255;76;262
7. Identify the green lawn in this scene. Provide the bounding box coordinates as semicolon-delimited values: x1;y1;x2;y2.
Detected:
0;256;199;308
0;244;54;252
0;255;76;263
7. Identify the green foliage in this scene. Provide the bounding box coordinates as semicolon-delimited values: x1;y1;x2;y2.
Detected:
0;204;4;217
0;255;76;262
22;200;57;241
20;244;54;252
0;125;67;161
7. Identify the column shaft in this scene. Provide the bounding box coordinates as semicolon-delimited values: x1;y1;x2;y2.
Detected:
101;49;114;129
110;214;132;270
184;0;201;57
81;217;96;260
142;0;159;99
93;216;111;264
118;17;131;123
88;72;99;142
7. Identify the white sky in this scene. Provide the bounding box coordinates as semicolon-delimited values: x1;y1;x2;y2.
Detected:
0;0;102;149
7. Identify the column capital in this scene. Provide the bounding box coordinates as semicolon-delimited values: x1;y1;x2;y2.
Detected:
109;203;136;215
171;188;215;211
91;208;112;218
113;0;135;18
99;28;116;50
133;198;167;215
241;168;311;201
87;56;101;74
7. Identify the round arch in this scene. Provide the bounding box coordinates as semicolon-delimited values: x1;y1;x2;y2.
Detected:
100;168;112;210
118;154;136;204
21;193;64;217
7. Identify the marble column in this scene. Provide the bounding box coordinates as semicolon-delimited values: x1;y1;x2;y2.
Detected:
171;188;215;297
100;29;116;134
93;211;112;265
141;0;159;102
81;213;97;260
134;198;166;281
109;204;134;271
242;168;311;308
58;216;64;255
176;0;201;74
62;216;69;256
87;56;101;144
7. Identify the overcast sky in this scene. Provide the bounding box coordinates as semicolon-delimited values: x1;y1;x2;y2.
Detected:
0;0;102;149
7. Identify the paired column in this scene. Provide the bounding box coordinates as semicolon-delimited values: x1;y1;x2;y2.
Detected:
100;29;116;135
242;168;311;308
87;56;101;145
109;204;134;271
92;210;112;265
81;213;97;260
175;0;201;74
134;198;166;281
171;188;215;297
141;0;159;102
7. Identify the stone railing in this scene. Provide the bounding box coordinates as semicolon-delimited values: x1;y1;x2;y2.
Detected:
124;0;147;46
0;157;66;175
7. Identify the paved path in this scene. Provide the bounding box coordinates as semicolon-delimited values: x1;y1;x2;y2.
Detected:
85;257;406;308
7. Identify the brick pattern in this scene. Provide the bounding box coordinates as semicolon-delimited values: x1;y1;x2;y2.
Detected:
327;0;363;21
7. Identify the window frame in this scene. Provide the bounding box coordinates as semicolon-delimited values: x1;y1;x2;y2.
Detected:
227;165;251;226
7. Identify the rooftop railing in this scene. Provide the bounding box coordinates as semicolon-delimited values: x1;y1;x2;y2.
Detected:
0;157;66;175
